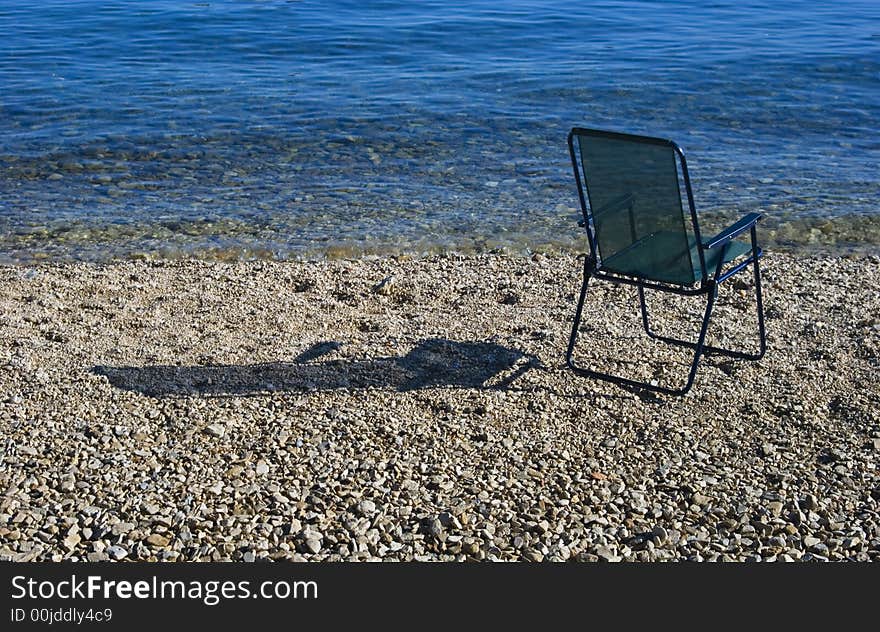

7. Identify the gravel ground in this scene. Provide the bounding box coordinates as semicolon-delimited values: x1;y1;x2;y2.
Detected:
0;251;878;562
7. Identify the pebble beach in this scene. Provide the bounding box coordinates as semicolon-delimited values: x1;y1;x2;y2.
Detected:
1;250;878;562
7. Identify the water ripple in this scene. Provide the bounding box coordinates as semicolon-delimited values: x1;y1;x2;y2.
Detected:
1;0;878;261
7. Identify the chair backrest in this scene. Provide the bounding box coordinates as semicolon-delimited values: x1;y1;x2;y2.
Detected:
568;128;705;286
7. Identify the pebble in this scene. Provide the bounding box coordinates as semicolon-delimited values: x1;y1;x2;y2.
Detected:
0;252;877;563
205;424;226;438
60;475;76;492
802;495;819;511
107;546;128;560
522;549;544;562
111;522;135;536
651;526;669;545
62;532;81;550
691;493;712;507
356;499;377;516
595;546;622;563
372;275;396;296
426;518;444;538
146;534;170;547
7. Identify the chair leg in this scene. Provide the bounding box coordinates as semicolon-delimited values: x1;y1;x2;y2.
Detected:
681;288;716;395
638;286;653;336
639;260;766;362
567;260;715;396
565;257;592;366
751;241;767;361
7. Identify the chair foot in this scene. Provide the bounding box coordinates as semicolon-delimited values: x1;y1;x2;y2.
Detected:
566;356;694;396
638;257;766;362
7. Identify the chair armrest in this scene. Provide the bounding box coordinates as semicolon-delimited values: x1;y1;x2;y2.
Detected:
703;212;762;249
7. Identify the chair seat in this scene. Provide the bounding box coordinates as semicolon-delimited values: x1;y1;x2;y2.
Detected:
600;230;751;285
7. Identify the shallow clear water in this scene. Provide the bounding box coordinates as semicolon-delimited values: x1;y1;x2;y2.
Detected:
1;0;879;262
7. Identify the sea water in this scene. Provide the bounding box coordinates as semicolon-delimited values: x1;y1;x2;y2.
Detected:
1;0;878;262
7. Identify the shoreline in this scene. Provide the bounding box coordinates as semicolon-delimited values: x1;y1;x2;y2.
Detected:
1;250;878;561
2;210;880;265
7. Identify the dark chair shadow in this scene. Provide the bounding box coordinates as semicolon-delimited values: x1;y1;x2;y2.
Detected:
93;338;538;398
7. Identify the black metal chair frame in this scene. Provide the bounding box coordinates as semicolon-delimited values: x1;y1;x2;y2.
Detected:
565;128;767;396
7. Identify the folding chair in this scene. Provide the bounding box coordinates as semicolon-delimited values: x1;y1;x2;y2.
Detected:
565;128;766;396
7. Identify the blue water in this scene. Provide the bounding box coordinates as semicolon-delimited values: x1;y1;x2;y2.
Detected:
1;0;879;261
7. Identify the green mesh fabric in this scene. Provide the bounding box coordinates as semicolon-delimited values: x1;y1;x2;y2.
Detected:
576;133;696;285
